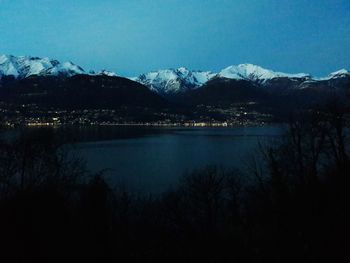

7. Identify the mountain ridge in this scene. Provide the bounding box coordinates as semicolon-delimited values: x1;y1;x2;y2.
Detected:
1;54;349;95
0;55;85;78
132;64;349;95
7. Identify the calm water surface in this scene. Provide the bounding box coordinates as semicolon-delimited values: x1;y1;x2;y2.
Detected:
74;126;285;193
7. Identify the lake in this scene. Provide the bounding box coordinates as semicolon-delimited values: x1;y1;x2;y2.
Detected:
72;125;285;193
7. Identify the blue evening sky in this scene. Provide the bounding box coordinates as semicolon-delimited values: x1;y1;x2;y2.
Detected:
0;0;349;77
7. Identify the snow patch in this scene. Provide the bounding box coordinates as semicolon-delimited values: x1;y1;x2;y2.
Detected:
97;70;119;77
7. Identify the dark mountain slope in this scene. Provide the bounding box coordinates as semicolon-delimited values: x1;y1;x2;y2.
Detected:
180;78;269;107
0;75;168;110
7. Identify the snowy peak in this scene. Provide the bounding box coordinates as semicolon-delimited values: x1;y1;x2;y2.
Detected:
327;69;350;79
45;61;85;77
134;67;216;94
173;67;216;86
315;69;350;81
219;64;311;82
136;69;187;94
0;55;85;79
0;55;20;77
97;70;118;77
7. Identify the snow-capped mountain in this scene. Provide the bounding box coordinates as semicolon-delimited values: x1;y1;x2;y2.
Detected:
0;55;85;79
319;69;350;80
132;64;315;95
133;67;216;94
218;64;311;82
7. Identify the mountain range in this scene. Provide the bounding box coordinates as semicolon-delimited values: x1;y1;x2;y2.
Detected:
1;54;349;95
1;54;350;123
0;55;119;80
133;64;350;96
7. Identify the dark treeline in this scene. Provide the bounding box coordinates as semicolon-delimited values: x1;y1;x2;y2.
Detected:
0;105;349;262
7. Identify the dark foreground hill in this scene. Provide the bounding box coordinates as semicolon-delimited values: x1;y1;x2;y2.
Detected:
176;76;350;119
0;74;168;109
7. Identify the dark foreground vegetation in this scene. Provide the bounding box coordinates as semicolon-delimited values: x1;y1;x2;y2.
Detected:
0;105;349;263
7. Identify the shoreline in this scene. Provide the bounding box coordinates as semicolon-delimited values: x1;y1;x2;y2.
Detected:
4;121;273;129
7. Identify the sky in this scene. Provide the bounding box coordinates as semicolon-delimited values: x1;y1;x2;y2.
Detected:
0;0;349;77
